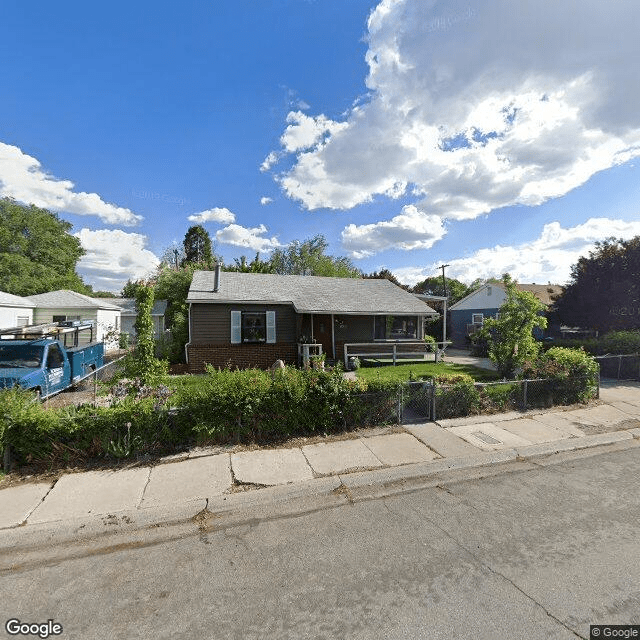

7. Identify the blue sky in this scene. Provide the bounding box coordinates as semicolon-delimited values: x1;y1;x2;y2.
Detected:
2;0;640;292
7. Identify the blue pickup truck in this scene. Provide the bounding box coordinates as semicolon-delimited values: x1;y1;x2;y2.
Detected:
0;323;104;398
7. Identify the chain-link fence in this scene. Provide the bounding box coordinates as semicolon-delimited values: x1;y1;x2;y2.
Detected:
594;354;640;380
351;375;600;425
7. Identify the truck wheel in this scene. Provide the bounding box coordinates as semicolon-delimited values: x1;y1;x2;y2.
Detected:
33;388;42;401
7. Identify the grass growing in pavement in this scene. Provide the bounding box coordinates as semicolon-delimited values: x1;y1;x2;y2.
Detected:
355;362;500;383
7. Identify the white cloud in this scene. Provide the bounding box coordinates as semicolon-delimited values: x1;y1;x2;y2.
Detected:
74;228;160;292
260;151;280;173
393;218;640;287
187;207;236;224
0;142;142;225
280;111;349;154
271;1;640;220
260;197;273;205
215;224;282;253
341;205;446;258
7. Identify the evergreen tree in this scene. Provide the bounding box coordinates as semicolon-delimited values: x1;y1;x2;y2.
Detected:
182;225;214;268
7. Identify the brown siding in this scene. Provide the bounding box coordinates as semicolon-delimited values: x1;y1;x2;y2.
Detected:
190;303;297;343
187;342;298;372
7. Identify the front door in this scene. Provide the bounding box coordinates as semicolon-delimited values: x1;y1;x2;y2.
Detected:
313;315;333;359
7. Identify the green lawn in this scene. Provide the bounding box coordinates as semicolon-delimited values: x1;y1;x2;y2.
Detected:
355;362;499;383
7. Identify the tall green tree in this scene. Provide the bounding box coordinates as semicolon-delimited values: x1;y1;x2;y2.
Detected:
123;285;167;383
270;234;361;278
411;276;472;305
182;225;214;268
479;276;547;378
363;269;409;290
0;198;88;296
152;265;196;363
224;252;274;273
555;237;640;332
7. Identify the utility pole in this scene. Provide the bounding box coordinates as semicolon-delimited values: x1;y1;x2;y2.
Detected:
439;264;450;348
440;264;449;298
174;249;179;270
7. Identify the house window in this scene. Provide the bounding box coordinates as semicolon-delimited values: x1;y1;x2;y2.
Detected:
52;315;80;323
374;316;418;340
16;316;29;327
231;310;276;344
242;312;266;342
472;313;484;325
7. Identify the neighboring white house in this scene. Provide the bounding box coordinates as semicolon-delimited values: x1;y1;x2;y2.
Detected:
0;291;36;330
27;290;122;349
95;298;167;340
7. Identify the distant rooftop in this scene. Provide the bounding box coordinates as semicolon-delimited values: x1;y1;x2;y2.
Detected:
0;291;36;308
94;298;167;316
27;290;122;310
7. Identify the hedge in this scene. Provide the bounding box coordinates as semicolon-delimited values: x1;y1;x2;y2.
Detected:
1;355;598;469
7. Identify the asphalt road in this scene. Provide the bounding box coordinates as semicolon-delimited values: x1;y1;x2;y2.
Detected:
1;446;639;640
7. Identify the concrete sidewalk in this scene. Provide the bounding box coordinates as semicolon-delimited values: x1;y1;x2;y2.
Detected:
1;383;639;534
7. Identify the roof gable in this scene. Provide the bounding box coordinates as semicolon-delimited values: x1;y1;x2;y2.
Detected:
187;271;437;315
0;291;36;308
450;283;564;310
27;290;122;310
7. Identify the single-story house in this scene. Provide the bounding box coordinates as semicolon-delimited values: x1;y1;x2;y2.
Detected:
27;290;122;349
448;283;563;347
186;267;438;371
95;298;167;339
0;291;36;330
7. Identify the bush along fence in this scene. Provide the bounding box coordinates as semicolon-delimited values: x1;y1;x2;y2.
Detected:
397;375;599;423
1;361;599;471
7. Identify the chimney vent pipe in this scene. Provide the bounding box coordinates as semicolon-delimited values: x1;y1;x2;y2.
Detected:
213;262;221;292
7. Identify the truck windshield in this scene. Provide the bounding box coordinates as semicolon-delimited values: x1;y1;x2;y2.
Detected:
0;345;44;368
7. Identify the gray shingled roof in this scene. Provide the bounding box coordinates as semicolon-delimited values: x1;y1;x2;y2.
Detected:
95;298;168;316
27;290;122;310
188;271;437;315
0;291;36;308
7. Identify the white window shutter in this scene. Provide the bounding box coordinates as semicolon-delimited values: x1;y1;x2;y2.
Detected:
266;311;276;343
231;310;241;344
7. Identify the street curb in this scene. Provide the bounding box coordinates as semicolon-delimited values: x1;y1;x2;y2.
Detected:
2;431;640;560
339;450;517;490
514;431;634;458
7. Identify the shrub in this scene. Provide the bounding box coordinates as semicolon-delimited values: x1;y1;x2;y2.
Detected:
434;380;480;418
598;330;640;355
118;332;131;349
423;335;436;352
523;347;598;404
478;382;519;412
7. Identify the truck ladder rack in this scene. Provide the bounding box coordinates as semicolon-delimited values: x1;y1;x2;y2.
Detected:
0;321;96;346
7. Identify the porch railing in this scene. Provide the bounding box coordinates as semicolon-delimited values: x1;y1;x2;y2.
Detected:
343;341;451;369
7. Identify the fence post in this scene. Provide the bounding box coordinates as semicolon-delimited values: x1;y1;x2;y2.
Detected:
432;381;437;422
596;369;600;400
522;379;528;411
617;356;622;379
397;384;402;424
393;344;397;366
